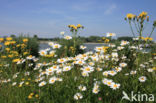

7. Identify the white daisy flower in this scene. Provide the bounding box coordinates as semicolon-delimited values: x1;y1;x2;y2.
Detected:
74;93;83;100
39;81;46;87
106;33;116;37
106;80;113;86
12;82;17;86
102;78;108;85
115;67;122;72
139;76;147;82
39;50;47;56
119;63;127;67
48;42;55;46
60;31;65;35
110;83;120;90
63;66;72;71
81;71;89;77
52;44;61;49
103;71;109;76
111;52;118;58
49;77;56;84
130;70;137;75
92;82;100;94
80;45;87;50
82;66;94;73
108;70;117;76
78;85;87;91
147;68;153;72
64;35;72;40
120;41;129;46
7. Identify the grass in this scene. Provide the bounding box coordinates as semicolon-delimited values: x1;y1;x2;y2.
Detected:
0;36;156;103
0;12;156;102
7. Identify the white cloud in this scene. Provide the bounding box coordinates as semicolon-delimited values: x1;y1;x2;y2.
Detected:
104;4;117;15
71;1;97;12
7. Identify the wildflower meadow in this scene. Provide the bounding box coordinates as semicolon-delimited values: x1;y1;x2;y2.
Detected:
0;12;156;103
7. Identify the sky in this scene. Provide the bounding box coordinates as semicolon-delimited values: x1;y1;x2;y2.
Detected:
0;0;156;39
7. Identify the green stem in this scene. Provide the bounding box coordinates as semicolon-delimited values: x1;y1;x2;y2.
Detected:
129;21;136;38
73;31;77;55
148;27;155;38
133;21;139;33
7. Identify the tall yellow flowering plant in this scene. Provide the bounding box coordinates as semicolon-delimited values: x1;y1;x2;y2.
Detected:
125;11;156;69
125;11;156;39
68;24;84;55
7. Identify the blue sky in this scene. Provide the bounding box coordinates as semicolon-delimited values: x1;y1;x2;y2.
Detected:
0;0;156;39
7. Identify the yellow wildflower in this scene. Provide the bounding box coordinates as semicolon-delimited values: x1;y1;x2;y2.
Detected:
30;93;34;96
19;84;22;87
23;52;29;55
0;64;3;67
4;41;11;46
104;39;110;43
25;82;29;85
16;44;20;47
28;78;31;80
73;25;77;30
23;38;28;43
12;58;20;63
140;36;145;40
152;67;156;70
77;24;82;28
139;11;147;18
1;56;7;59
28;95;32;99
5;48;10;51
127;13;136;19
148;37;153;41
144;37;153;41
6;37;12;41
35;94;39;98
22;78;25;81
8;54;13;58
10;41;16;44
0;38;4;42
21;44;26;48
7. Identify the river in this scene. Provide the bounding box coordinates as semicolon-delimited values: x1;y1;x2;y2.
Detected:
39;43;107;51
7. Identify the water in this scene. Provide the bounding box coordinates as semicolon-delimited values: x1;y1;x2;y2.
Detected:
39;43;151;52
0;43;151;52
39;43;107;51
83;43;107;51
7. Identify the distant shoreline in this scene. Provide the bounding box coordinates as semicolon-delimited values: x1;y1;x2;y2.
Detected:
39;41;105;44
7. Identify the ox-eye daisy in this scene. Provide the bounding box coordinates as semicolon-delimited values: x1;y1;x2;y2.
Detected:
106;80;113;86
63;66;72;71
39;81;46;87
78;85;87;91
110;83;120;90
52;44;61;49
139;76;147;82
74;93;83;100
92;83;100;94
39;50;47;56
82;66;94;73
106;33;116;37
81;71;89;77
119;63;127;67
64;36;72;40
49;77;56;84
103;71;109;76
80;45;87;50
